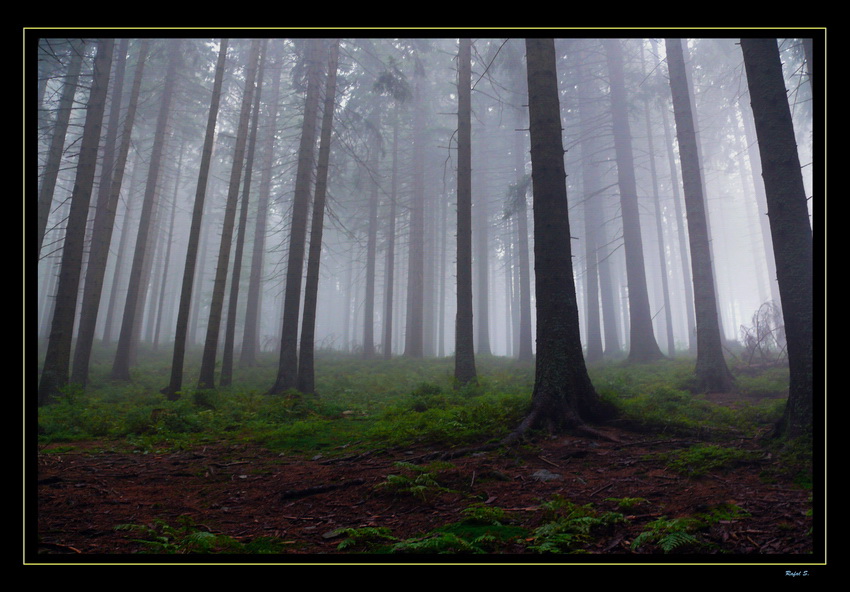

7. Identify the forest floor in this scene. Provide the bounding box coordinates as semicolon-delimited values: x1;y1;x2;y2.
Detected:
32;391;816;564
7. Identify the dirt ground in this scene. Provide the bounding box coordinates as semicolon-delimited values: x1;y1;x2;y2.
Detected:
32;398;816;564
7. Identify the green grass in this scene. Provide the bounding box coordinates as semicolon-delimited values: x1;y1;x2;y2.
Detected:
37;347;789;455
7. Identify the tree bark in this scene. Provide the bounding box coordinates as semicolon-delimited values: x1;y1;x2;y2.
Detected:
454;38;477;386
221;40;268;387
576;44;605;363
297;39;340;394
197;39;262;390
71;39;149;386
111;39;179;380
603;38;665;363
241;44;284;368
383;103;400;359
666;38;734;392
38;39;113;404
740;37;813;439
162;39;229;399
268;38;324;394
404;56;427;359
510;38;615;436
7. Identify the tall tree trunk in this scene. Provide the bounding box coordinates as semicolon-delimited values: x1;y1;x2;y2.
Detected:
102;150;142;344
510;38;615;437
577;46;604;363
268;38;324;394
362;119;380;360
38;39;113;405
197;39;261;390
740;38;813;439
153;141;183;351
666;38;734;392
221;40;268;387
71;38;146;386
38;38;85;257
454;38;477;386
298;39;340;394
162;39;229;399
641;43;676;358
111;39;179;380
404;58;426;358
652;39;696;353
241;44;283;368
513;143;534;363
383;103;400;359
474;162;492;357
603;38;665;363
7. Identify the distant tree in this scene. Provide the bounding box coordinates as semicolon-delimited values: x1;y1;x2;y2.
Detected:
241;43;284;368
298;39;341;394
603;39;665;363
268;38;324;395
71;39;149;387
404;55;427;359
640;42;676;358
651;38;696;354
362;108;381;360
111;39;180;381
454;37;477;386
38;39;113;405
221;39;268;387
37;38;85;257
161;39;229;399
507;38;615;437
665;38;735;392
576;41;605;363
197;39;262;390
740;37;813;439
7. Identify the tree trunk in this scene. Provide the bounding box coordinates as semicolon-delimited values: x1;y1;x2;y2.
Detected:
241;44;283;368
666;38;734;392
383;103;400;359
641;43;676;358
38;39;113;405
512;38;615;436
221;40;268;387
197;39;261;390
652;39;696;353
297;39;340;394
37;39;85;257
162;39;229;399
71;38;144;386
153;142;183;351
454;38;477;386
404;59;426;359
111;39;179;380
603;39;665;363
363;118;380;360
474;161;492;357
740;37;813;439
576;45;604;363
268;38;324;394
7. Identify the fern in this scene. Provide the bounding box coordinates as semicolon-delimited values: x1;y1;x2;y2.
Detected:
630;516;705;554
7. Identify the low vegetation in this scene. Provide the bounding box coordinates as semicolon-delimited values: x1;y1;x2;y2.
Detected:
37;348;790;454
35;348;811;557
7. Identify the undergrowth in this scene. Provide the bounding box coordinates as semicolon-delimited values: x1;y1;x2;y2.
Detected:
37;349;788;455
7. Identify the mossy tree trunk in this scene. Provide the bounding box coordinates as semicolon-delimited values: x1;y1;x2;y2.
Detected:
510;38;616;436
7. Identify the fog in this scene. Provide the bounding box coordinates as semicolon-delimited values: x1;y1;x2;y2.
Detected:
34;36;814;392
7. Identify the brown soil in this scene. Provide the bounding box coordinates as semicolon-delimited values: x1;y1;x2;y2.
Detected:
32;394;815;564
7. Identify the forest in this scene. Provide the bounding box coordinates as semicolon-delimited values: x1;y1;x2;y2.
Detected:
31;31;819;565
